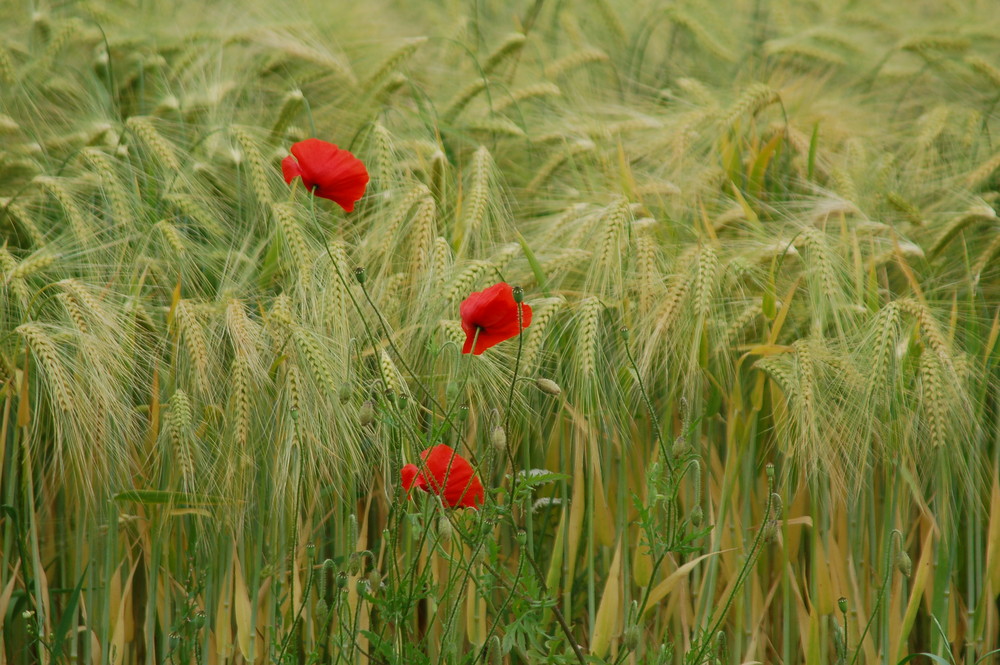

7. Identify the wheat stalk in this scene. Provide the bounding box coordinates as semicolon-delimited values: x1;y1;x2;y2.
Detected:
482;33;526;74
126;116;181;172
273;203;312;288
493;83;561;112
34;175;91;241
544;49;608;79
577;297;604;377
17;323;74;413
81;147;133;228
233;126;273;206
174;300;212;396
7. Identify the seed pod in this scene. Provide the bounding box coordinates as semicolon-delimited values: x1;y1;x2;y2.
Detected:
535;377;562;396
336;571;348;589
515;529;527;546
838;597;848;615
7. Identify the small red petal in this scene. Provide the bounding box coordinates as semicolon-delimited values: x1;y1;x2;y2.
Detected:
418;445;484;508
281;155;302;185
287;138;369;212
459;283;531;355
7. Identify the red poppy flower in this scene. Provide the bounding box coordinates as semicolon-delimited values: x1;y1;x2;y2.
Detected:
281;138;369;212
401;444;484;509
460;283;532;355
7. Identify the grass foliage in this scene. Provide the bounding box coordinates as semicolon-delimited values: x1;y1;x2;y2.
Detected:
1;0;1000;663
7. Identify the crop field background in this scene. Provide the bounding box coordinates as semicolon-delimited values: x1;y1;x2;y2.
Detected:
1;0;1000;664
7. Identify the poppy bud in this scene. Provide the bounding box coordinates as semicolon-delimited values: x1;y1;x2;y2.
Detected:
347;552;361;576
764;520;779;543
515;529;527;546
487;635;503;665
354;267;366;284
339;384;352;404
512;285;524;303
766;463;775;481
838;596;848;615
690;505;703;527
896;550;912;577
620;326;630;340
457;404;469;422
336;571;348;589
306;543;316;560
367;570;381;593
833;622;846;659
671;435;688;458
192;611;206;629
437;514;452;543
315;598;328;617
491;425;507;453
623;624;639;651
359;400;375;427
769;493;783;520
535;377;562;396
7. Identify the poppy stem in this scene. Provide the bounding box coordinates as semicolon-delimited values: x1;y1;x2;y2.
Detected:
356;280;483;467
621;327;672;472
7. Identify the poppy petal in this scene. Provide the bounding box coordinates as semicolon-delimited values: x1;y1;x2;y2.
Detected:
281;156;302;184
417;445;484;508
401;463;420;491
459;283;531;355
284;138;370;212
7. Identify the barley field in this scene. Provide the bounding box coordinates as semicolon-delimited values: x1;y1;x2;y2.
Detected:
1;1;999;664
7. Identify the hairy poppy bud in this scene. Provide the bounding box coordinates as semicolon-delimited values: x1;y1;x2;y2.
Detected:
766;462;775;481
306;543;316;560
512;285;524;303
623;624;639;651
764;520;779;543
838;597;848;615
515;529;527;546
367;570;381;594
690;504;703;527
336;571;348;590
769;493;783;520
833;622;846;659
354;266;366;284
896;550;912;577
437;514;452;543
620;325;630;340
339;384;352;404
457;404;469;422
535;377;562;396
347;552;361;576
487;635;503;665
671;435;688;458
491;425;507;453
359;400;375;427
